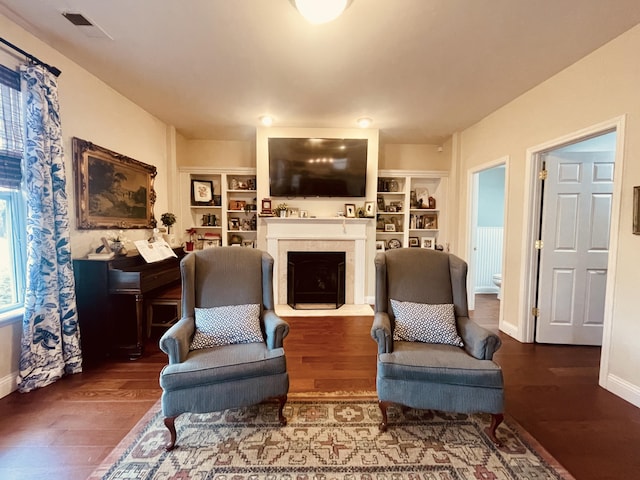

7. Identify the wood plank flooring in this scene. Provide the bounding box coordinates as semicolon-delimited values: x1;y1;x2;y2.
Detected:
0;295;639;479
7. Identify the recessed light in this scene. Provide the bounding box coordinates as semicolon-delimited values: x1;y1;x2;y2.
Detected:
259;115;274;126
357;117;372;128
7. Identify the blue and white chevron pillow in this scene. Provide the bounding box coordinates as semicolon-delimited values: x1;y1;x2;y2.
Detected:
390;299;463;347
190;303;263;350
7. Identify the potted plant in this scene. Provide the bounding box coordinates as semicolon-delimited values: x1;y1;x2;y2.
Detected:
274;203;288;217
160;212;177;246
185;227;197;251
160;212;177;234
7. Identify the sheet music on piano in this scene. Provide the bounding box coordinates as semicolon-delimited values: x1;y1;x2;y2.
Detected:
134;239;178;263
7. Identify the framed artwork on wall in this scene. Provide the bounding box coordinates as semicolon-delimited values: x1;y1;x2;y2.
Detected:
72;137;157;229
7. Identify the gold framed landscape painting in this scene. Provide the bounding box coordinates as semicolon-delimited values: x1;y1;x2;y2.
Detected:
73;137;157;229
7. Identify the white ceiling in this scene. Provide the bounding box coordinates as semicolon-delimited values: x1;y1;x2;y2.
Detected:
2;0;640;144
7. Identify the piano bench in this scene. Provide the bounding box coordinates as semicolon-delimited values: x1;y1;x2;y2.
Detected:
147;284;182;338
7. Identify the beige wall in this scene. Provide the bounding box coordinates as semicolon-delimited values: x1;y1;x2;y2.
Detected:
454;25;640;406
178;139;253;168
0;14;172;396
381;143;449;171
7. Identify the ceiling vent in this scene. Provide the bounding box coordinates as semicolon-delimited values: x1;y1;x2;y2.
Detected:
62;12;112;39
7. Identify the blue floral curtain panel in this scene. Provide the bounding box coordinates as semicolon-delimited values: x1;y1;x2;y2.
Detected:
18;64;82;393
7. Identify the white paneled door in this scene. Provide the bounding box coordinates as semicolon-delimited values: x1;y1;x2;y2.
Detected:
536;135;615;345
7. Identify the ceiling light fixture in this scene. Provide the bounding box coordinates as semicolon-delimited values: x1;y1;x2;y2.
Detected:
292;0;352;24
357;117;372;128
259;115;274;126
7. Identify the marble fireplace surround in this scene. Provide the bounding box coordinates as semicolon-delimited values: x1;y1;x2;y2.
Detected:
264;217;368;306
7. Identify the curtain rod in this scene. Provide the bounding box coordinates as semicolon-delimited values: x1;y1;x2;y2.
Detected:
0;36;61;77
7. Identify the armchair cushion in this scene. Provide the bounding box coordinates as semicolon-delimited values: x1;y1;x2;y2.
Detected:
390;299;463;347
190;303;263;350
160;343;286;391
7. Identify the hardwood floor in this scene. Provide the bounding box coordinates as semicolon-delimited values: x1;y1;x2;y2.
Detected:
0;295;639;479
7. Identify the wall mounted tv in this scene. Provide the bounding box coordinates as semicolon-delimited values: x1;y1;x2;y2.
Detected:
269;137;368;197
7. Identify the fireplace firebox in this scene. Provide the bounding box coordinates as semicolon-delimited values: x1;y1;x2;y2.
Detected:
287;251;345;309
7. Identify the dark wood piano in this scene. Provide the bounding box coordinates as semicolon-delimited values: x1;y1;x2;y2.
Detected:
73;248;184;361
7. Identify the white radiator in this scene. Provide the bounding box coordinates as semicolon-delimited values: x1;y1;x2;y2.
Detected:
475;227;503;293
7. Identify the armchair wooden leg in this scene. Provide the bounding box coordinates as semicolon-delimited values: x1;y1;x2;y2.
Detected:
378;401;392;432
485;413;504;447
276;394;288;426
164;416;178;451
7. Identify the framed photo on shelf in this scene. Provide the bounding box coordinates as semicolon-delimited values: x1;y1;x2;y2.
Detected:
72;137;157;229
421;237;435;249
345;204;356;218
423;213;438;229
375;240;385;251
409;237;419;247
203;239;220;249
228;218;240;230
384;223;396;232
364;201;375;217
191;179;214;205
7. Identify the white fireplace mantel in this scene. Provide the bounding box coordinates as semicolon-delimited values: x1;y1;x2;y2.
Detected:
264;217;369;305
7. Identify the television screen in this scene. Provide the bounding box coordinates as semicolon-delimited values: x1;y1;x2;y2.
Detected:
269;137;368;197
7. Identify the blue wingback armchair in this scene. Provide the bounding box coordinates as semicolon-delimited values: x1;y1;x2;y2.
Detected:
159;247;290;450
371;248;504;444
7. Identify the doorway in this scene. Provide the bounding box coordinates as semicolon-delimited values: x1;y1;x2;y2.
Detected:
467;159;507;316
530;130;618;345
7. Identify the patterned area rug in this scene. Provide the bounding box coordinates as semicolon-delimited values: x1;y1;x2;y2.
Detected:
89;398;574;480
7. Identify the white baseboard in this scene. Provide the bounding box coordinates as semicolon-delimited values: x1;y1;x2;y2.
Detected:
602;373;640;408
0;370;18;399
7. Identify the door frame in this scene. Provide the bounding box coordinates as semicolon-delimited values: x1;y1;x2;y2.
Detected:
519;116;626;347
466;156;509;320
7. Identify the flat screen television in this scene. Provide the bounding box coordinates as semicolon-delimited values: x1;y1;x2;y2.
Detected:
269;137;368;197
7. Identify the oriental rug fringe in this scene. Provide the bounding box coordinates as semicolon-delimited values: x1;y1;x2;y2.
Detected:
88;397;574;480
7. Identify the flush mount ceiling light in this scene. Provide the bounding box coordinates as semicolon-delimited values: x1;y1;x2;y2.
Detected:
292;0;353;24
259;115;274;126
357;117;372;128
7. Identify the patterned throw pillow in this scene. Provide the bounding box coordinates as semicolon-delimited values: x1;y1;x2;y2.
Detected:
190;304;264;350
390;299;464;347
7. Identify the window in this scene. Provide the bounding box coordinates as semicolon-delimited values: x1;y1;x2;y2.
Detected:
0;64;26;315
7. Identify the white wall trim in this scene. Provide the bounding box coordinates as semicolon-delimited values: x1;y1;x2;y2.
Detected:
0;370;18;399
520;116;626;345
603;374;640;408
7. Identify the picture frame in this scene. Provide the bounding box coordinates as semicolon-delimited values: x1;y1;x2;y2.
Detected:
421;237;435;249
377;195;385;212
345;203;356;218
229;200;247;211
634;186;640;235
384;223;396;232
191;179;214;206
375;240;385;251
202;238;220;249
364;201;375;217
409;237;419;247
228;217;240;230
423;213;438;229
261;198;272;214
72;137;157;229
